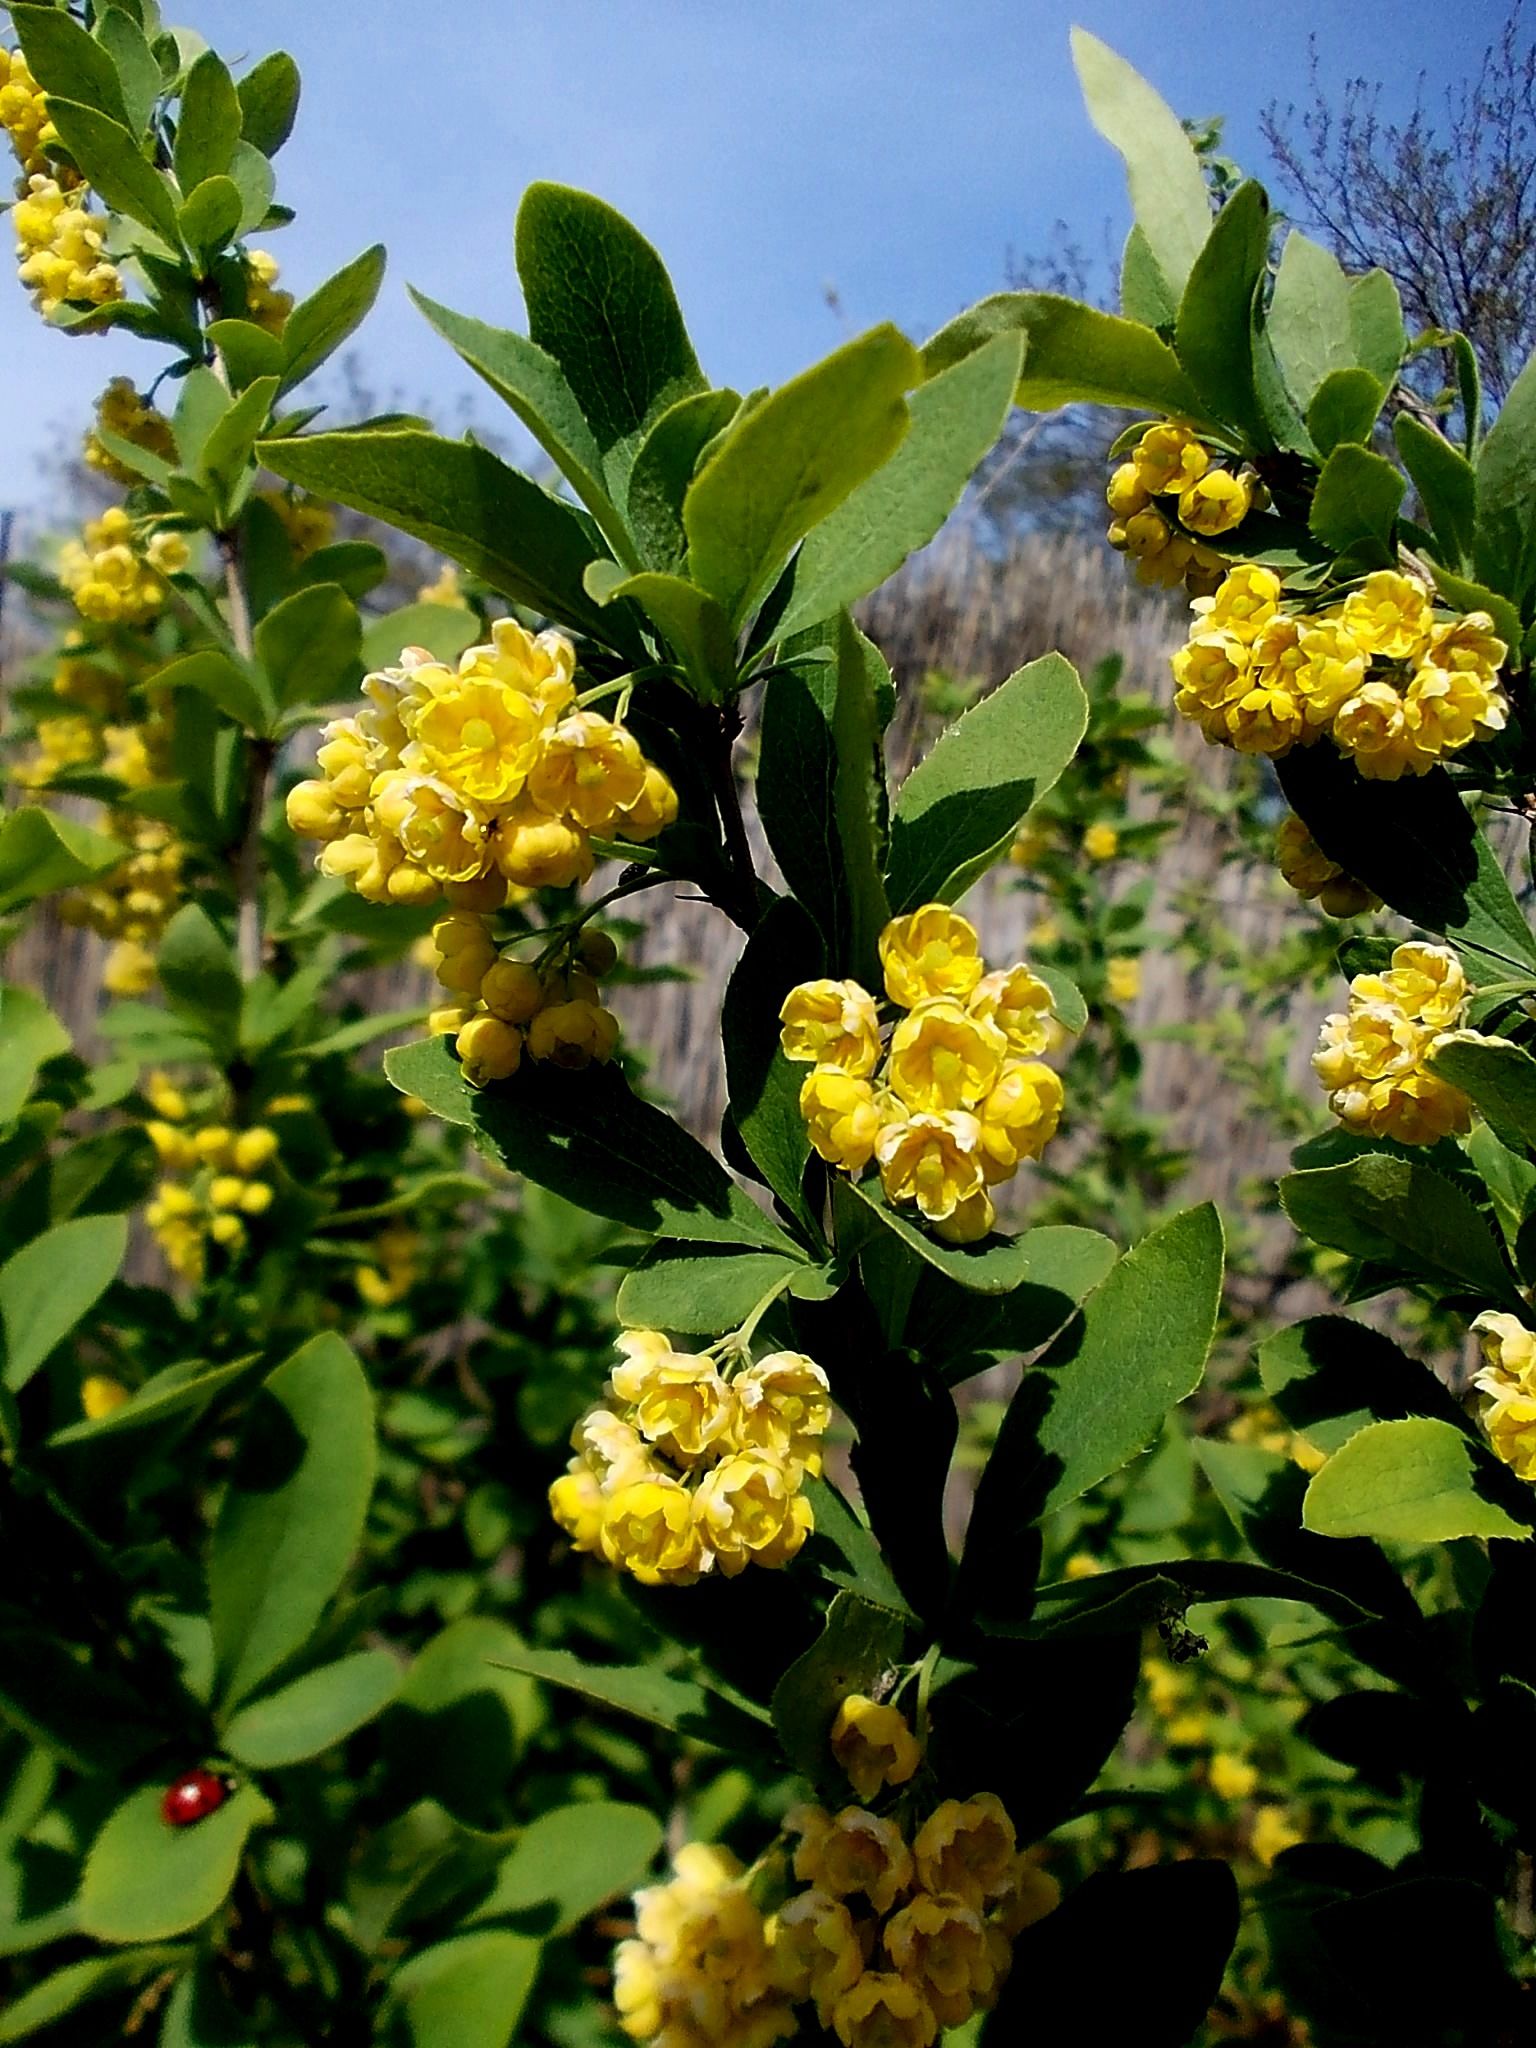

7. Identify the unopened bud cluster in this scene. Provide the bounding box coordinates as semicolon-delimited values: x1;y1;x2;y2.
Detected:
58;815;184;998
286;619;678;912
429;914;623;1085
1312;941;1477;1145
58;506;188;627
1106;421;1251;594
84;378;176;485
780;906;1064;1242
140;1079;282;1282
1274;813;1380;919
615;1692;1054;2048
1173;565;1507;774
550;1328;831;1586
12;171;121;319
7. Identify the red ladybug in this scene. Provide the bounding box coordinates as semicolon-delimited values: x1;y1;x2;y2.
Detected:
160;1768;233;1827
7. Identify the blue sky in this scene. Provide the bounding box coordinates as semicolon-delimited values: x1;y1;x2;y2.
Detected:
2;0;1512;515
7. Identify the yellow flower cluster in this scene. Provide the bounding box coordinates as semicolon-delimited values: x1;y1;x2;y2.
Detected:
1173;566;1508;774
550;1328;831;1586
615;1842;792;2048
286;619;678;912
1225;1399;1327;1477
772;1786;1051;2046
354;1222;424;1307
0;45;73;178
53;642;129;717
83;378;176;485
243;248;293;334
1274;813;1380;919
13;173;121;318
1105;422;1248;594
1470;1313;1536;1482
1312;941;1475;1145
418;561;463;605
13;713;100;788
428;915;623;1087
142;1102;280;1283
59;815;184;997
780;907;1063;1242
58;507;188;626
259;488;335;560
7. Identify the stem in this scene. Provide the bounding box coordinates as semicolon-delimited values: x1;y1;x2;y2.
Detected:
217;529;272;981
710;703;758;931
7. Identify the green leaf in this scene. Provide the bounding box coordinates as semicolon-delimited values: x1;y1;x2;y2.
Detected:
721;896;823;1225
515;181;705;489
923;293;1206;419
8;6;132;130
1;1213;128;1393
1430;1034;1536;1150
225;140;274;233
489;1644;767;1749
387;1929;541;2048
158;905;242;1042
616;1245;830;1335
384;1036;792;1252
755;616;892;985
1395;415;1477;569
0;988;70;1125
79;1783;269;1943
465;1802;663;1935
0;806;126;914
1427;562;1522;652
1275;747;1536;980
1307;367;1388;456
1267;230;1357;410
94;10;161;133
1070;29;1211;294
254;583;362;710
158;1960;258;2047
0;1950;189;2044
173;366;233;472
1119;222;1177;330
907;1226;1119;1384
1474;344;1536;602
280;245;387;393
153;649;271;732
773;332;1023;641
198;375;281;510
586;562;735;702
1304;1417;1534;1542
381;1618;539;1825
359;602;480;671
1175;181;1271;443
626;390;742;571
1025;1557;1366;1639
221;1650;400;1767
843;1176;1037;1295
236;50;300;156
961;1205;1223;1622
1279;1153;1520;1308
885;652;1087;911
1308;442;1406;555
770;1593;907;1790
409;290;626;549
174;48;240;189
46;1354;260;1451
258;430;629;648
1348;269;1407;385
1260;1315;1475;1455
40;96;179;244
209;1333;377;1709
178;175;242;269
685;326;918;627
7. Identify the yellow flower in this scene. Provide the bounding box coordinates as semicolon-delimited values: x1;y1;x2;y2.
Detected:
1209;1752;1259;1802
525;997;620;1067
620;1842;788;2046
480;957;546;1024
1114;505;1174;562
548;1461;607;1551
1291;618;1368;727
875;1110;985;1221
417;561;462;606
1427;610;1506;678
1274;814;1380;918
244;248;293;333
81;1375;131;1420
1106;955;1141;1004
315;718;376;807
884;1889;1002;2029
1354;941;1469;1030
625;1351;734;1466
1178;468;1251;536
1171;631;1252;743
767;1889;864;2024
490;801;594;889
729;1352;832;1475
800;1067;882;1174
911;1795;1016;1909
993;1856;1061;1936
887;999;1005;1113
1472;1311;1536;1388
1190;564;1282;644
976;1061;1063;1182
779;979;882;1075
528;711;647;830
1340;570;1434;661
1471;1311;1536;1481
1331;679;1427;779
1132;422;1209;496
285;780;345;842
932;1188;995;1244
1481;1385;1536;1482
614;761;680;843
1225;672;1308;756
693;1452;812;1575
403;667;543;806
830;1694;922;1802
1105;461;1151;519
1167;1711;1211;1747
832;1973;936;2048
1404;661;1508;758
878;905;983;1009
1082;821;1119;862
371;771;492;884
1249;1805;1305;1867
789;1804;914;1915
601;1475;709;1586
455;1014;523;1086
